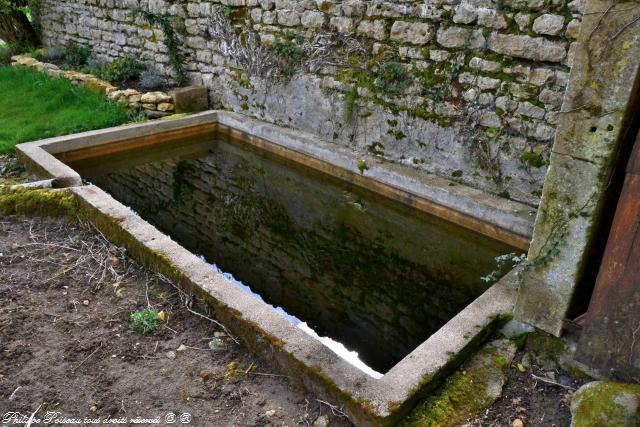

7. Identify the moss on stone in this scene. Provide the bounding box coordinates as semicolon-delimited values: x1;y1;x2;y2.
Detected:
0;187;78;217
400;340;516;427
519;151;546;168
571;381;640;427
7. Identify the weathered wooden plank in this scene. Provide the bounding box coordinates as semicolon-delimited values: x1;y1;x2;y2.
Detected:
576;171;640;382
627;130;640;174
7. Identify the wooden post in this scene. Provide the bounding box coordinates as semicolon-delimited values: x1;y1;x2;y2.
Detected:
576;133;640;382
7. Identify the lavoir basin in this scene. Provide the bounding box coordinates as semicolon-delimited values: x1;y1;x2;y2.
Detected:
17;111;534;425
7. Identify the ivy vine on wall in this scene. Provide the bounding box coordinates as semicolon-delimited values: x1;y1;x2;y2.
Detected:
131;8;187;86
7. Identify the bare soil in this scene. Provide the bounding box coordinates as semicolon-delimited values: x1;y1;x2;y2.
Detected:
466;350;586;427
0;215;352;427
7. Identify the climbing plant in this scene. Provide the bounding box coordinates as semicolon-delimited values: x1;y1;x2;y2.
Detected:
131;8;187;86
272;32;304;77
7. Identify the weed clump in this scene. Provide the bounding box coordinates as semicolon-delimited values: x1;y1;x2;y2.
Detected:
374;61;411;97
130;308;159;334
97;55;146;83
63;43;91;68
273;32;304;77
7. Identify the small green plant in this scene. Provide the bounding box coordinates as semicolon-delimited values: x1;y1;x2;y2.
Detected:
97;55;146;83
82;57;105;74
130;308;159;334
357;159;369;174
519;151;546;168
374;61;412;97
132;8;188;86
273;32;304;77
481;253;527;284
63;42;91;68
222;4;234;16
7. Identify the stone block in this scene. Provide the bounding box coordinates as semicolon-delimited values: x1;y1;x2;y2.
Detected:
532;14;565;36
476;8;507;29
357;20;386;40
419;4;444;20
436;26;485;49
157;102;175;112
277;10;301;26
469;57;501;73
516;102;546;119
453;2;477;24
570;381;640;427
515;152;603;335
565;19;581;39
141;91;171;103
539;88;564;107
365;1;413;18
341;0;365;17
330;16;353;33
552;2;640;165
390;21;433;45
488;33;566;62
169;86;209;113
301;11;325;28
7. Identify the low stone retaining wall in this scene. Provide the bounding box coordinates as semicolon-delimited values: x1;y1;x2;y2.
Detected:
11;54;177;117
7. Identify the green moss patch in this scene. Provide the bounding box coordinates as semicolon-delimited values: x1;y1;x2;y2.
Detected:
0;187;78;217
519;151;546;168
400;339;516;427
571;381;640;427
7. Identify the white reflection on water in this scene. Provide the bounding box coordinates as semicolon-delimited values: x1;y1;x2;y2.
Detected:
200;256;384;379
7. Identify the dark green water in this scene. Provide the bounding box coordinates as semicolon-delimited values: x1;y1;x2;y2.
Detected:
69;134;515;373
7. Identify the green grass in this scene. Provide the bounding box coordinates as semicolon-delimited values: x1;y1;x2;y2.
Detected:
0;66;129;154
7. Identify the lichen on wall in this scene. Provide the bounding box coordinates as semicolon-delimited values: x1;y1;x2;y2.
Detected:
37;0;582;205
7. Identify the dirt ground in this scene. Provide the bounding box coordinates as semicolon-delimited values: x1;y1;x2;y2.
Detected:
0;215;352;427
1;154;584;427
465;349;585;427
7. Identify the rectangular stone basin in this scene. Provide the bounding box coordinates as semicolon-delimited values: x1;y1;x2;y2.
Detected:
16;111;532;426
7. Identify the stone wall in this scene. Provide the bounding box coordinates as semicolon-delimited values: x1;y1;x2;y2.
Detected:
37;0;583;205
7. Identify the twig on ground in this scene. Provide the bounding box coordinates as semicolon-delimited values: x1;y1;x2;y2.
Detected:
316;399;349;418
247;371;290;378
159;273;240;344
183;345;209;351
145;273;151;308
73;342;103;372
530;374;576;391
163;324;178;334
184;305;240;345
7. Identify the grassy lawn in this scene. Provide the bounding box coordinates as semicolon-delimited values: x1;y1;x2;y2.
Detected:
0;66;129;154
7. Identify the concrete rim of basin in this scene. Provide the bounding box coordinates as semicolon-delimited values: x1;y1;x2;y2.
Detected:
14;110;524;425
